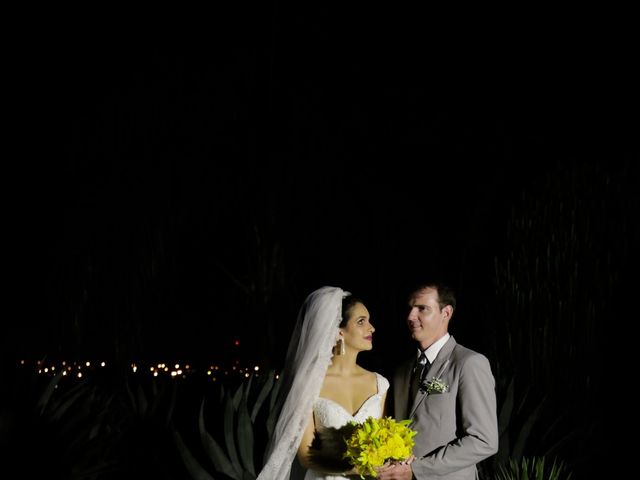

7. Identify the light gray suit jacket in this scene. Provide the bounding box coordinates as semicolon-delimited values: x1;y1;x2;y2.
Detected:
392;336;498;480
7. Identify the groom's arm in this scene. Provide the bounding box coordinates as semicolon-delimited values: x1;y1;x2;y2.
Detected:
412;354;499;477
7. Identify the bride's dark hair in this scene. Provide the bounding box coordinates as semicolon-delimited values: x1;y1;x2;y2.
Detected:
340;294;363;327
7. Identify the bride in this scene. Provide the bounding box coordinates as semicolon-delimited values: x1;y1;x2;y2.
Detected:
257;286;389;479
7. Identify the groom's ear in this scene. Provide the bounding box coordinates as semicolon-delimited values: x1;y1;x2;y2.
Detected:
442;304;453;321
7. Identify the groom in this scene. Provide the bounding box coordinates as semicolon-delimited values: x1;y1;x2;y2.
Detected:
378;282;498;480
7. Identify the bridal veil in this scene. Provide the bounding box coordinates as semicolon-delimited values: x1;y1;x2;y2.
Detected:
257;286;348;480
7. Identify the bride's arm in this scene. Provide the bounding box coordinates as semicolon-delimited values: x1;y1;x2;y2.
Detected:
295;412;316;469
381;391;389;417
296;412;359;477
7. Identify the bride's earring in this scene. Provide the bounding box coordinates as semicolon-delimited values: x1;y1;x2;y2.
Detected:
338;338;345;355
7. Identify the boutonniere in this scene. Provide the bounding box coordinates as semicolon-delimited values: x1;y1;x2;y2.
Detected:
420;377;449;395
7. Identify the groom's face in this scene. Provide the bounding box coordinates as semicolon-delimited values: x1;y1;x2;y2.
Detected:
407;287;451;350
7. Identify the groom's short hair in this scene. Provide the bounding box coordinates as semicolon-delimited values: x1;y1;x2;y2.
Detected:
409;281;457;313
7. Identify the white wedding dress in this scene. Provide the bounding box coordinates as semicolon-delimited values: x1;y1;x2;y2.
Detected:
304;373;390;480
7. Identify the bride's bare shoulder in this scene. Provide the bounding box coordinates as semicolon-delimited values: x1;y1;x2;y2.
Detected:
355;366;379;381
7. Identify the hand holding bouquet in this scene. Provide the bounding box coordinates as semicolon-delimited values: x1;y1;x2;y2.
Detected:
309;416;416;478
343;416;416;478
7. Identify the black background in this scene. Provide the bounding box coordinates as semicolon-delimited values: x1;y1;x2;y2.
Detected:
4;7;638;479
7;5;637;371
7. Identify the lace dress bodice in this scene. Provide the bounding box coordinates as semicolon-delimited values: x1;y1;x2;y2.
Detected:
303;373;390;480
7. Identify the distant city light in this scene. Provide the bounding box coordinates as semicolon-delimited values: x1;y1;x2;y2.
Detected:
17;359;279;383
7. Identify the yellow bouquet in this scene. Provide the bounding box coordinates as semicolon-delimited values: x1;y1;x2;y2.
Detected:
343;416;417;478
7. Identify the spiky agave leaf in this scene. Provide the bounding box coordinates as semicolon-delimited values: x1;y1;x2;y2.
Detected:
223;390;243;476
250;370;275;423
173;428;216;480
198;397;240;479
237;381;255;476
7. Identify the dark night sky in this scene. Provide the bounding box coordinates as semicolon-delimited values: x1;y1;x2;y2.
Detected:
7;7;638;370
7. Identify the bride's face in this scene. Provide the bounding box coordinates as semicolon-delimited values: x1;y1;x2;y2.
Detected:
341;302;375;352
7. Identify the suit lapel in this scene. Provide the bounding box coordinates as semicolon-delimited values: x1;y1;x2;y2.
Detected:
409;336;457;418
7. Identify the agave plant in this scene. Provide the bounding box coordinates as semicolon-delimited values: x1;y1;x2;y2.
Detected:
485;163;630;477
111;371;184;478
0;364;121;479
173;370;281;480
495;456;572;480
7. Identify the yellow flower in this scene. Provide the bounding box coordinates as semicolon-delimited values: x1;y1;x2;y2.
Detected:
343;416;417;478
